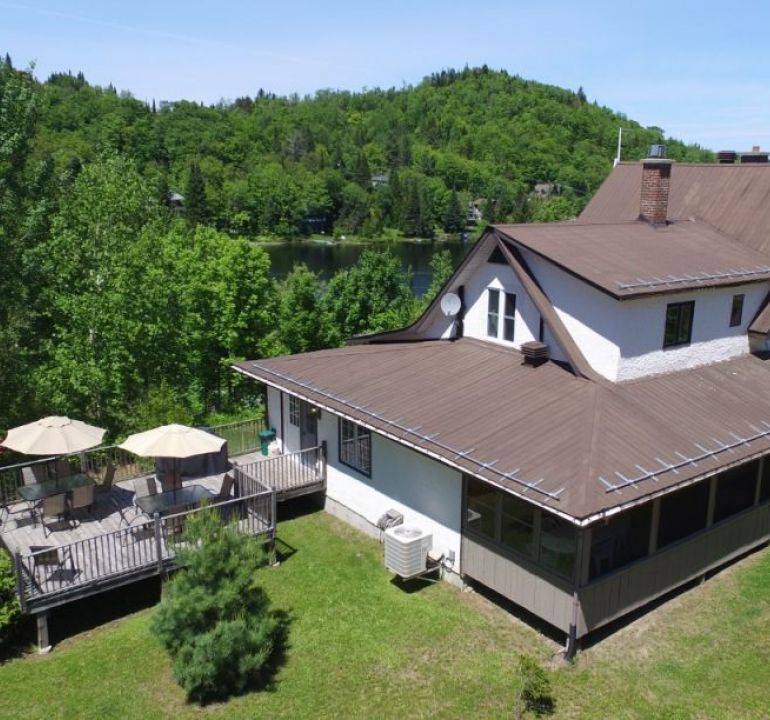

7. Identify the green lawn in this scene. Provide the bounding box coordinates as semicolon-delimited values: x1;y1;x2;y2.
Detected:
1;509;769;719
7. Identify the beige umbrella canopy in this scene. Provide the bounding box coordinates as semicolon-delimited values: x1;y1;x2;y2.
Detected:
0;416;106;455
118;424;225;459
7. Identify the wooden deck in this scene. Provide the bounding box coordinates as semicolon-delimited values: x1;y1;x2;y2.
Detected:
0;445;326;618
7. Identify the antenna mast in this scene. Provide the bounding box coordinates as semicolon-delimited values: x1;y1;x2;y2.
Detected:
613;127;623;167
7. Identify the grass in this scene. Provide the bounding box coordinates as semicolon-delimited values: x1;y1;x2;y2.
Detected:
1;506;769;719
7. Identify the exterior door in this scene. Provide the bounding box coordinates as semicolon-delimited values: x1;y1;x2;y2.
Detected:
299;401;318;450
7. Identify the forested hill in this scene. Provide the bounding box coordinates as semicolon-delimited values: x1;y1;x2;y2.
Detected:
33;65;711;237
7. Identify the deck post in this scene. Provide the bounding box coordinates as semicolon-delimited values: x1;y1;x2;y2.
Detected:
320;441;327;482
36;612;51;654
153;513;164;576
13;552;27;614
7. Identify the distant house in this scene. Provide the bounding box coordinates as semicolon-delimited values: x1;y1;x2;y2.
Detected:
370;173;389;188
467;200;484;224
234;150;770;654
167;191;184;213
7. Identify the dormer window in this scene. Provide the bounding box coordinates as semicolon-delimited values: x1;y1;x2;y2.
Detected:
663;301;694;348
730;294;744;327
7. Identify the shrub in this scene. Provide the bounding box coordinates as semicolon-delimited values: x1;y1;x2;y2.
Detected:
151;507;280;702
0;550;21;649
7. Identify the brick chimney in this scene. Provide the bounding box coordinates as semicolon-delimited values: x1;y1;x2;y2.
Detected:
640;157;672;225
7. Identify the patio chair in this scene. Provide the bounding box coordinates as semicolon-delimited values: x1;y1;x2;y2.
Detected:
96;463;116;494
21;465;46;486
214;473;235;501
54;458;72;480
39;492;71;536
28;545;77;590
6;466;48;525
133;476;157;507
158;472;179;494
69;484;95;524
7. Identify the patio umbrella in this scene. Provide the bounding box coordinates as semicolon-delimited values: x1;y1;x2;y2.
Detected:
118;424;225;459
0;416;106;455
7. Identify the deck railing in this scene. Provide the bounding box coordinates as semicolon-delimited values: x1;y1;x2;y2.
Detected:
15;487;274;613
236;446;325;495
0;417;265;506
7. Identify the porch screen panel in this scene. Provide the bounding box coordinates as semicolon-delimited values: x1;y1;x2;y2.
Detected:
713;461;758;523
657;481;709;548
500;492;535;557
539;513;576;579
465;476;497;540
589;503;652;580
760;460;770;503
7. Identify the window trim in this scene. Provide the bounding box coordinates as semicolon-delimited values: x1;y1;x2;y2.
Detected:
663;300;695;348
730;294;744;327
338;418;372;477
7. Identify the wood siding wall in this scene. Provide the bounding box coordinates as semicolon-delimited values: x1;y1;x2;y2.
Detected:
578;503;770;636
461;534;574;633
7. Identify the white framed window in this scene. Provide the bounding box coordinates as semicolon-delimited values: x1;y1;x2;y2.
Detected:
289;396;300;426
339;418;371;476
487;289;500;338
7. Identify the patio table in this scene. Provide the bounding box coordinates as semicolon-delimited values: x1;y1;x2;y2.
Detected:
136;484;211;516
18;474;94;502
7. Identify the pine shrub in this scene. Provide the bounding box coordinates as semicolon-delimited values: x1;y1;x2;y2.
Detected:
151;507;280;702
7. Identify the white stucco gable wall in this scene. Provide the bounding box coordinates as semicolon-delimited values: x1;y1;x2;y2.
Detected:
462;261;540;349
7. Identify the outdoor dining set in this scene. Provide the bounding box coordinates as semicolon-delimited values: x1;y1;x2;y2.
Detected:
0;416;235;544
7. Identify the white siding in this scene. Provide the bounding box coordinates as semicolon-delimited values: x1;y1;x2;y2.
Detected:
522;249;770;381
462;261;540;349
316;409;463;572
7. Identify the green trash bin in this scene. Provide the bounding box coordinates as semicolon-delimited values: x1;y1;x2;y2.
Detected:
259;428;276;456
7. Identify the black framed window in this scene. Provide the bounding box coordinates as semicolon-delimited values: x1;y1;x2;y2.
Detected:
503;293;516;342
663;301;695;348
289;396;300;426
487;289;500;338
713;462;759;523
730;294;744;327
339;419;371;476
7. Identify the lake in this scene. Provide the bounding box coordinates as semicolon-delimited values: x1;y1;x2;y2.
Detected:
262;239;470;296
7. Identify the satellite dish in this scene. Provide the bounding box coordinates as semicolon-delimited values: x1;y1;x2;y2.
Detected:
440;292;462;317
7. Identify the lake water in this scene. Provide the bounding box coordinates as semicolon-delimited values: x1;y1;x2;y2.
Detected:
262;239;470;296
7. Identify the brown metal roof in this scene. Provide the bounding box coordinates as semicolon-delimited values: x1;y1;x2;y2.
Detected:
234;339;770;525
494;220;770;299
580;162;770;256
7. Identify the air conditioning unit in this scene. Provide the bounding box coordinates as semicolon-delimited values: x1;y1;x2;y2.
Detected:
384;525;432;579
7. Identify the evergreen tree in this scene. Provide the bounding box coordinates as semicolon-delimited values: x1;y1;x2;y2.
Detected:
185;161;208;225
443;189;464;233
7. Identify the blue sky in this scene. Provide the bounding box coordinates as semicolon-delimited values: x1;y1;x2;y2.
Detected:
3;0;769;152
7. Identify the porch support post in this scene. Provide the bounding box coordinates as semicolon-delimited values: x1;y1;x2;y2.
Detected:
706;475;718;528
14;552;27;614
36;612;51;654
153;513;164;576
566;527;586;660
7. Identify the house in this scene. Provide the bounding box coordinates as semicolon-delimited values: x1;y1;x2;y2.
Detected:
233;150;770;654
